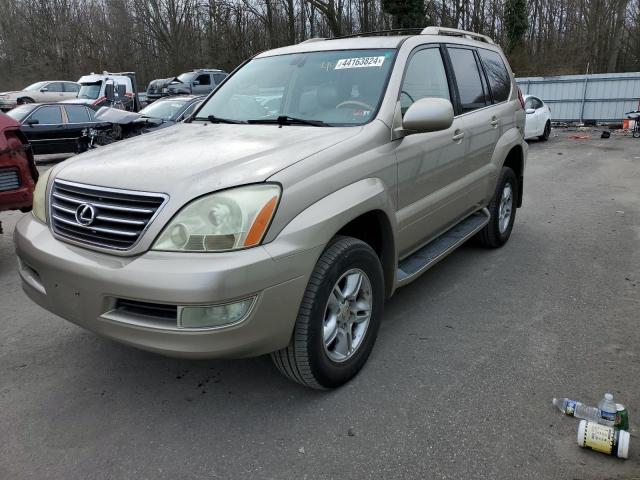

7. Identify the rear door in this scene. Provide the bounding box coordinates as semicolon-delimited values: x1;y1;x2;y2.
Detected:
62;82;80;100
22;105;66;155
443;46;499;214
62;105;94;152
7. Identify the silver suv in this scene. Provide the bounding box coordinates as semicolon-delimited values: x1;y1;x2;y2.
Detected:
15;27;527;389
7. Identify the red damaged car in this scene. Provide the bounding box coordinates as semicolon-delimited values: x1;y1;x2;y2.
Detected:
0;112;38;233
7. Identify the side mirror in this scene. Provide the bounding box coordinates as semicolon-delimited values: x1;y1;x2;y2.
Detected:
27;118;40;126
525;108;535;114
40;87;48;92
402;97;454;134
193;80;200;86
105;83;115;102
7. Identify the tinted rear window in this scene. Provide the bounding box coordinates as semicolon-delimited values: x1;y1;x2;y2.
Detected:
478;49;511;103
65;105;90;123
448;48;487;113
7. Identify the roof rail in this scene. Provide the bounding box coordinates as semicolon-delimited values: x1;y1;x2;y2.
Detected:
421;26;494;44
326;28;422;40
299;37;326;44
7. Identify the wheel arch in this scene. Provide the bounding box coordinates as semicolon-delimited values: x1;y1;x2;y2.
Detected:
265;178;398;298
502;144;525;208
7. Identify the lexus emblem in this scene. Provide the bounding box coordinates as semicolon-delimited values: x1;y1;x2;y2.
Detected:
75;203;96;226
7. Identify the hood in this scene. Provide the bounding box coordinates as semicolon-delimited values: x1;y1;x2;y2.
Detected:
0;112;20;130
54;122;362;197
148;78;175;89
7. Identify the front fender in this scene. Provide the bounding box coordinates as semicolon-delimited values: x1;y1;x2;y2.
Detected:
263;177;397;260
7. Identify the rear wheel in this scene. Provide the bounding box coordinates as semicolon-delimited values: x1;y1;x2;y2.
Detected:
271;236;384;389
477;167;517;248
539;121;551;141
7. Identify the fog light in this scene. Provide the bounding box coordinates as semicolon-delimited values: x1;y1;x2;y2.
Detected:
177;297;255;329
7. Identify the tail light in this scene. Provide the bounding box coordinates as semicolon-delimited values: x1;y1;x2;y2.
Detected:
517;87;525;109
4;129;38;182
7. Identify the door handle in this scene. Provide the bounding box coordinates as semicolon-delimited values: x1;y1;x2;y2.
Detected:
490;117;499;127
452;130;465;142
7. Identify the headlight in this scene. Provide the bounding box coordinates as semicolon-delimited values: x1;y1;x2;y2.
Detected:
152;184;280;252
32;168;52;224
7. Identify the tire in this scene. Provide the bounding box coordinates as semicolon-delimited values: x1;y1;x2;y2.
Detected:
476;167;517;248
539;121;551;141
18;97;34;105
271;236;384;389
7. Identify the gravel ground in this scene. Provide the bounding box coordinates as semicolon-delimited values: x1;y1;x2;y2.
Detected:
1;129;639;479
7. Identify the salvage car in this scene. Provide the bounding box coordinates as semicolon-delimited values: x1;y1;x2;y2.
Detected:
145;77;176;103
7;102;108;155
523;94;551;140
0;81;80;111
167;69;227;96
136;95;204;131
0;112;38;233
15;27;527;389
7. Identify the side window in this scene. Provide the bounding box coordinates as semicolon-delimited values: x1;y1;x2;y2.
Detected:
64;105;90;123
180;101;200;119
478;49;511;103
400;48;450;116
47;82;65;92
447;48;487;113
29;106;63;124
213;73;227;85
196;74;211;86
64;83;80;93
524;98;534;110
533;98;544;109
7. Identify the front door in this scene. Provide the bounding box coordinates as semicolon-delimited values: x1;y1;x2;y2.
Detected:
23;105;67;155
394;46;468;257
192;74;212;94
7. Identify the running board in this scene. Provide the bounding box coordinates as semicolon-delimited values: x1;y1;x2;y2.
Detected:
396;208;490;287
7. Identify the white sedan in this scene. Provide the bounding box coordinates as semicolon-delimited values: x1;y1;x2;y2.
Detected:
523;95;552;140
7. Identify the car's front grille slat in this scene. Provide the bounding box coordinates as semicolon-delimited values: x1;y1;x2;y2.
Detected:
50;179;166;250
0;169;20;192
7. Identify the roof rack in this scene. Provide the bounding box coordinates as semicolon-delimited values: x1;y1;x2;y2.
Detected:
309;28;423;41
421;26;494;44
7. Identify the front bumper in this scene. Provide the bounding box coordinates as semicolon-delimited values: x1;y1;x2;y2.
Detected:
0;101;17;111
14;215;323;358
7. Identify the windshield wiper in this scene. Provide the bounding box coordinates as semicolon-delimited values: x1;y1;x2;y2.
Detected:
247;115;330;127
191;114;247;124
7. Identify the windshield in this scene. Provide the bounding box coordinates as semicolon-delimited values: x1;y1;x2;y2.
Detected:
78;82;102;99
196;49;396;126
176;73;196;83
6;105;35;122
24;82;47;91
139;99;188;121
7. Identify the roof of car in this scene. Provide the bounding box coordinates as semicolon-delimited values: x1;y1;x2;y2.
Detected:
256;36;408;58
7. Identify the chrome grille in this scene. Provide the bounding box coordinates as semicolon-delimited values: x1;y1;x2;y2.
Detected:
50;179;167;250
0;169;20;192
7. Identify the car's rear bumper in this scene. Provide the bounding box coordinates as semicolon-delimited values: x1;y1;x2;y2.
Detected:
14;215;324;358
0;147;36;212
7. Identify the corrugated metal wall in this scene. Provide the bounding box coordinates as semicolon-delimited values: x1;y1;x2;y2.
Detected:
517;72;640;122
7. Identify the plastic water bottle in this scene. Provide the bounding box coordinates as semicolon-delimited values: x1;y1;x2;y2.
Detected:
597;393;617;427
553;397;601;421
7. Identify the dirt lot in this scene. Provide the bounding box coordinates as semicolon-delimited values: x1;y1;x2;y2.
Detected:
1;129;639;479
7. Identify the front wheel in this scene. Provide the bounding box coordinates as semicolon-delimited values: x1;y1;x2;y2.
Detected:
477;167;517;248
539;121;551;141
271;236;384;389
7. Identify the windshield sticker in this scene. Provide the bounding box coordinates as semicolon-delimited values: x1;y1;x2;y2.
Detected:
334;56;385;70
